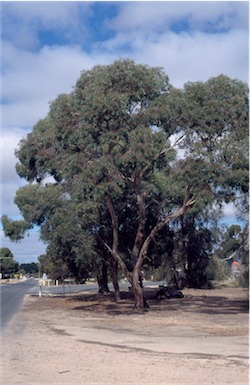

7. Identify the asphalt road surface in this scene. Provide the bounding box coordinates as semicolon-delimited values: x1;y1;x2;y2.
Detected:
0;279;38;332
0;280;161;332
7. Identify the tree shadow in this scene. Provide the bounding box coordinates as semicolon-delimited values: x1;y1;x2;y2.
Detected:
70;291;141;316
148;290;249;316
68;288;249;317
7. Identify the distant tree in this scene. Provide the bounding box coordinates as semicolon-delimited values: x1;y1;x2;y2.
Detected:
216;224;249;286
218;224;242;259
174;215;215;288
19;262;39;275
38;254;69;282
0;248;19;278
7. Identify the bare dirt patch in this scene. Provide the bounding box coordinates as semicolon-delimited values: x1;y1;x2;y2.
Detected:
1;285;249;385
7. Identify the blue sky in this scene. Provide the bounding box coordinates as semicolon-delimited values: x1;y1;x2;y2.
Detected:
1;1;249;263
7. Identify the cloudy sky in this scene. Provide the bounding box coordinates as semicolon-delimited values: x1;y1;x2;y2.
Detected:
1;1;249;263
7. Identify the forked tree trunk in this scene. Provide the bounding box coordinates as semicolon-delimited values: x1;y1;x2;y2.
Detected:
104;189;195;309
131;187;195;309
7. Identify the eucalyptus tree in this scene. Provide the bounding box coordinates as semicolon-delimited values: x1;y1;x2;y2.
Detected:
2;60;248;309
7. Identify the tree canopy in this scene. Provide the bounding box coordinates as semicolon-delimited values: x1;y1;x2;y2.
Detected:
2;59;248;308
0;247;19;278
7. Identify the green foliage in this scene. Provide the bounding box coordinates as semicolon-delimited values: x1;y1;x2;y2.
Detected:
216;223;249;287
174;75;249;202
19;262;39;275
172;215;216;288
0;247;14;260
3;60;249;292
239;225;249;285
217;224;242;259
38;254;69;281
0;248;19;278
15;118;60;182
1;215;31;241
14;184;63;225
206;255;228;282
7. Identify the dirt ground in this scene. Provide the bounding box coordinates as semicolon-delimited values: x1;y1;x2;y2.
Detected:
1;284;249;385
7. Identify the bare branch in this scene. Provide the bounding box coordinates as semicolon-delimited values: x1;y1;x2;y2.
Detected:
159;132;186;156
105;195;118;254
134;186;196;271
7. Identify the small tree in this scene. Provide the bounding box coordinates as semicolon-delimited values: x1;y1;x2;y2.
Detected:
0;248;19;278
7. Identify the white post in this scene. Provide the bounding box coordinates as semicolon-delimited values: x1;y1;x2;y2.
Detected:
39;284;42;298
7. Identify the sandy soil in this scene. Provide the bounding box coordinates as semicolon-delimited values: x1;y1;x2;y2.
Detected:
1;285;249;385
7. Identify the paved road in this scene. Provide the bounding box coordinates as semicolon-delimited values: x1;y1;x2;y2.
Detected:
0;280;161;332
0;279;38;332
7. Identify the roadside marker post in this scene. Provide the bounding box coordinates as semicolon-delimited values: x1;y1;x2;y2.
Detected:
39;283;42;298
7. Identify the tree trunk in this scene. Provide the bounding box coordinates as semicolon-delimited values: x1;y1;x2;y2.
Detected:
111;259;121;301
104;189;195;309
132;265;149;310
105;194;133;299
97;261;110;294
131;187;196;308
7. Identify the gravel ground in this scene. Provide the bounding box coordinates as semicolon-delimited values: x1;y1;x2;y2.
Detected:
1;286;248;385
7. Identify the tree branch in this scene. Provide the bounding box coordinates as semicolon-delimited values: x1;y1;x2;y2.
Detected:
139;132;186;179
105;195;119;254
131;187;147;262
134;186;195;272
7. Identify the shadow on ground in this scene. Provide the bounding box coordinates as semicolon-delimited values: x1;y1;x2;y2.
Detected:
65;287;249;317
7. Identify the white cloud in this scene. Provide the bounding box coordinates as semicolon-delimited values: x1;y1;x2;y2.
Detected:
2;128;27;183
110;2;248;33
130;29;249;87
2;101;50;128
2;42;114;128
4;2;86;26
2;43;92;103
2;2;92;49
1;181;25;218
222;202;237;219
1;128;29;219
102;2;248;88
220;202;244;227
100;28;248;88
